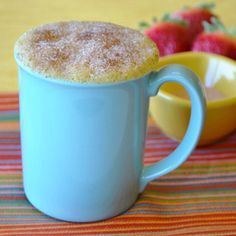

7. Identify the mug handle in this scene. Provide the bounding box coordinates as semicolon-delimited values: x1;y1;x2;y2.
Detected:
139;64;206;192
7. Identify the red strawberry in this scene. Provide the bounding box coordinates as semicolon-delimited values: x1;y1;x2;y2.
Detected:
142;15;191;57
192;17;236;60
172;3;216;43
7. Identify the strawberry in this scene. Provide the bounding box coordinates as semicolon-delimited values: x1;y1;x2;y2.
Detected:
172;3;216;43
142;14;191;57
192;17;236;60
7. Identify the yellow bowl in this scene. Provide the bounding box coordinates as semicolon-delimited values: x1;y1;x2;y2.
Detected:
150;52;236;146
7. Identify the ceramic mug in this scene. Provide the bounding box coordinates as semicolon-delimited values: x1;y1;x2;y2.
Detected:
15;53;206;222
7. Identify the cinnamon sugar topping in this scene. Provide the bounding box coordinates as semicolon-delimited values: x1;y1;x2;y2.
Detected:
15;21;159;83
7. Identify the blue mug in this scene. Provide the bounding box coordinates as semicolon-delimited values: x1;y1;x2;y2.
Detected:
15;53;206;222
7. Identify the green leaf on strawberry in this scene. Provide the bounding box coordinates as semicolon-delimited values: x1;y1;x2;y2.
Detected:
195;2;215;10
162;13;189;28
203;17;230;35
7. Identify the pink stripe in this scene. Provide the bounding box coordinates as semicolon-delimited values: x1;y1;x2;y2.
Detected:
0;206;33;209
0;171;22;174
0;185;22;188
0;191;24;194
0;168;22;175
0;165;22;169
0;149;20;151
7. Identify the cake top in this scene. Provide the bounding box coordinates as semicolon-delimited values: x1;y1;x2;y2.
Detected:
15;21;159;83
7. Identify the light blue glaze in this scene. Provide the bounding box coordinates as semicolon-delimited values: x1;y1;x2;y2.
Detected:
16;55;206;222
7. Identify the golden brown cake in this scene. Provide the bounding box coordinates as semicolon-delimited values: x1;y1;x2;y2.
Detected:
15;21;159;83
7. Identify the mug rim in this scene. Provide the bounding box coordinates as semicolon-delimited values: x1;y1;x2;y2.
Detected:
14;51;149;88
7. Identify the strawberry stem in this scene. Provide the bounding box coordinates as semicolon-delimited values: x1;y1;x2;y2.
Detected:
211;17;226;32
138;21;151;31
181;2;215;11
152;17;158;24
162;13;189;28
203;17;227;33
196;2;215;10
203;21;215;32
203;17;236;38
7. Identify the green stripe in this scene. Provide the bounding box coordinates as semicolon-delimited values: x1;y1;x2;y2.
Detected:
0;209;39;213
0;200;28;205
0;115;19;121
183;163;236;168
0;182;22;185
0;176;21;180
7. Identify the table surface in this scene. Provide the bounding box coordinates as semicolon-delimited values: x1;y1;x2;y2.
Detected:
0;0;235;92
1;94;236;235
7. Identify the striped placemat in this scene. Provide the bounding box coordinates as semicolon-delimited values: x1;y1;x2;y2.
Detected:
1;93;236;235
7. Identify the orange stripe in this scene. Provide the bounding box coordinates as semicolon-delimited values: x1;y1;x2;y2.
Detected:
167;225;236;236
0;156;21;160
0;136;19;139
0;105;18;111
0;122;19;131
0;93;18;98
0;100;19;105
178;230;236;236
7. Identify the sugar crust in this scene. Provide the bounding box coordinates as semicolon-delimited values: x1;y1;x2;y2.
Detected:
15;21;159;83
